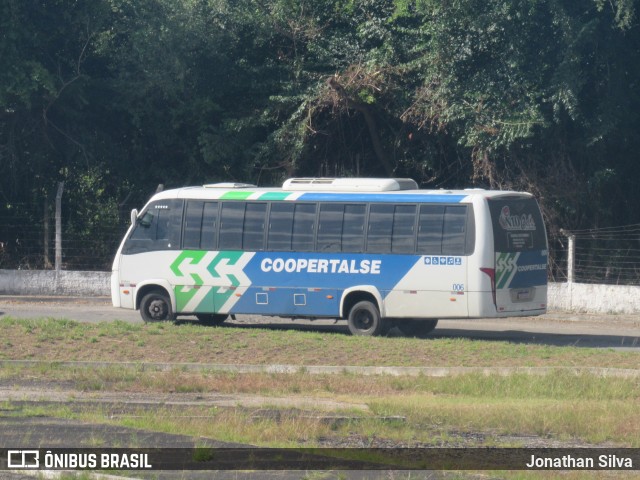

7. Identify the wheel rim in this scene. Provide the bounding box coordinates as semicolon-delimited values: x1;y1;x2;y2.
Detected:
148;298;168;320
353;310;374;331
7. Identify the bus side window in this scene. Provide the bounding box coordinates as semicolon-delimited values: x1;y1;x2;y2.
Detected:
442;206;467;255
243;203;267;251
268;202;294;251
201;202;218;250
367;204;393;253
183;201;204;249
317;203;344;252
219;202;244;250
342;204;366;252
292;203;316;251
417;205;444;254
392;205;417;253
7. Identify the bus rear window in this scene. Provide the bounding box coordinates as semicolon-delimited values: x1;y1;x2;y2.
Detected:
488;197;546;252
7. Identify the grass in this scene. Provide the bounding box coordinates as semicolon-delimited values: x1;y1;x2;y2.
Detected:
1;316;639;368
369;395;640;446
2;316;639;478
3;363;639;400
42;473;640;480
3;364;640;448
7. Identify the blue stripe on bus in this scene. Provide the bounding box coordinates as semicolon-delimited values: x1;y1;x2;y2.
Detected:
297;193;466;203
230;252;421;315
242;252;418;290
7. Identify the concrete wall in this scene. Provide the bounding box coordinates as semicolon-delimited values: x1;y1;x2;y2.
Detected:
0;269;110;297
548;282;640;314
1;269;638;314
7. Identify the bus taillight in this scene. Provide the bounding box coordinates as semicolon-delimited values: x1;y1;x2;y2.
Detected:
480;267;496;306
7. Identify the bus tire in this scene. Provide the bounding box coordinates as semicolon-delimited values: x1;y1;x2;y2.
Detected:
396;318;438;337
347;300;386;336
196;314;228;326
139;291;173;323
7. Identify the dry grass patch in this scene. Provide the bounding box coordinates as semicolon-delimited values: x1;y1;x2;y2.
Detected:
368;395;640;447
3;364;640;448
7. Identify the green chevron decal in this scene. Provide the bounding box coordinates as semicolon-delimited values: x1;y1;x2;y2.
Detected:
171;251;207;311
495;252;519;289
170;250;254;314
205;250;245;310
170;250;206;277
207;251;243;286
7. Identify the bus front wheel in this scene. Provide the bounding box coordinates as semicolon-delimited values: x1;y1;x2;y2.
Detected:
347;301;386;336
140;291;173;323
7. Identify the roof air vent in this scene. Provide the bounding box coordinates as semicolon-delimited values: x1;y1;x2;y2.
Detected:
282;177;418;192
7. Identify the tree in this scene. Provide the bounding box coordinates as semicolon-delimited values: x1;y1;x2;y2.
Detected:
396;0;640;230
1;0;639;271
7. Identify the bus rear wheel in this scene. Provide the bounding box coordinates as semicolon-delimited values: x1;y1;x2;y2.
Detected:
196;314;228;326
396;318;438;337
347;300;387;336
140;291;173;323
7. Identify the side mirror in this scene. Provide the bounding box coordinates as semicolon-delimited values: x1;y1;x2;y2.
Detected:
130;209;139;225
139;211;154;227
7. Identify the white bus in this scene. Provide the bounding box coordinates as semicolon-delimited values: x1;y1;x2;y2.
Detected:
111;178;548;336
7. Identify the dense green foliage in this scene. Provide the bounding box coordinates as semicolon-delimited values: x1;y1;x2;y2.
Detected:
1;0;639;268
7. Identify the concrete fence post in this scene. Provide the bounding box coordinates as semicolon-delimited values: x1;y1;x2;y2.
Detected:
55;181;65;272
43;197;51;269
560;229;575;311
567;234;575;284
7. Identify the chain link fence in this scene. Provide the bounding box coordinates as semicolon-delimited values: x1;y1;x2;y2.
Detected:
0;211;128;271
549;224;640;286
0;182;142;271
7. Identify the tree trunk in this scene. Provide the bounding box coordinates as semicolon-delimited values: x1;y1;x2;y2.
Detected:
326;77;394;176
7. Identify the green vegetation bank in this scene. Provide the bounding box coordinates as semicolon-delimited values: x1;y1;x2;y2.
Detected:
1;0;638;268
